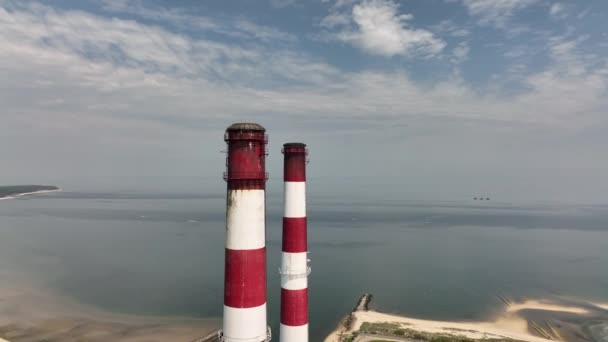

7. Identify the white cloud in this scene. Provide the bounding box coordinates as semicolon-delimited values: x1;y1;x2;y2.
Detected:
549;3;567;20
320;12;351;28
548;34;592;76
320;0;446;58
576;8;590;19
323;0;360;8
461;0;539;27
451;28;470;37
270;0;297;8
503;46;527;59
432;20;471;37
451;42;470;64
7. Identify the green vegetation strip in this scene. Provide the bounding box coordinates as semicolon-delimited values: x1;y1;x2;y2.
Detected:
340;322;530;342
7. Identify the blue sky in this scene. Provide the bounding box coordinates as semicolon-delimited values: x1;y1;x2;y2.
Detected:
1;0;607;202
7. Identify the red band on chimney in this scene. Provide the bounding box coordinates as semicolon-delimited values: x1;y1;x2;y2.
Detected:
283;146;306;182
280;288;309;326
282;217;307;253
224;247;267;308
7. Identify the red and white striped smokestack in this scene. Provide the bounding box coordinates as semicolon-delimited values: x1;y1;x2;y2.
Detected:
221;123;271;342
280;143;309;342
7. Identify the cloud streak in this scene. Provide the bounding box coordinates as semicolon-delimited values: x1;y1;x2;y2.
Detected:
100;0;297;43
549;3;568;20
461;0;539;28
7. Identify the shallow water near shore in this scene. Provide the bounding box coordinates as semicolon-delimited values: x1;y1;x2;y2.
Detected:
0;191;607;341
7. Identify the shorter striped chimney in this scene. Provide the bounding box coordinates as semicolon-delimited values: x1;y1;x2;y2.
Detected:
279;143;309;342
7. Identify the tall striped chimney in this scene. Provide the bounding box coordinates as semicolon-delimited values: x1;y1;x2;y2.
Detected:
221;123;271;342
280;143;309;342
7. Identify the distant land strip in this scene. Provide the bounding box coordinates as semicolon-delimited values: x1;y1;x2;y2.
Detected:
0;185;61;199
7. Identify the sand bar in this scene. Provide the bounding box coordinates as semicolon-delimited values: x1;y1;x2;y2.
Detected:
594;303;608;310
325;298;608;342
506;300;590;315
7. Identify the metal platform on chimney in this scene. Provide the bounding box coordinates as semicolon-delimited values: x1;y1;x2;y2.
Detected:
190;330;220;342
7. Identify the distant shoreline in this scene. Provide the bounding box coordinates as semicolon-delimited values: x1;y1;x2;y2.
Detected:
0;188;62;200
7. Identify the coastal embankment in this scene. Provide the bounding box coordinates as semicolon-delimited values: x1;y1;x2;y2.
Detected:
325;294;608;342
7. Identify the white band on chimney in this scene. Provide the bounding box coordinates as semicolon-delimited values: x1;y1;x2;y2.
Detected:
280;252;308;290
283;182;306;218
222;304;268;341
226;190;266;250
279;324;308;342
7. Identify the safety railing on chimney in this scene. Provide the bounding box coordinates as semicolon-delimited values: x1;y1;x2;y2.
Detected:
223;172;269;181
217;327;271;342
278;266;312;280
224;132;268;143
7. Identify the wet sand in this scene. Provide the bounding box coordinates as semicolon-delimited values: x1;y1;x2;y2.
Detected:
0;283;219;342
325;298;608;342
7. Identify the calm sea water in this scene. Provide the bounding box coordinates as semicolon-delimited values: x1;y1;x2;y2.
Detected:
1;191;607;341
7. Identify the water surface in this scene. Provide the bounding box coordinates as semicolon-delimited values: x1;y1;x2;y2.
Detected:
0;191;607;341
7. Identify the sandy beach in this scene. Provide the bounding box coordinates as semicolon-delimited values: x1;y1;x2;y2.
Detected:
0;281;219;342
325;298;608;342
12;189;63;198
0;189;63;201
